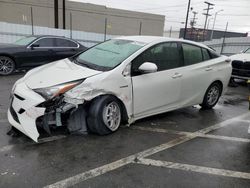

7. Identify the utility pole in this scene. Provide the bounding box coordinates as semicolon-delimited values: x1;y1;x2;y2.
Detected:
70;12;72;38
184;0;191;39
54;0;59;28
210;9;223;40
169;26;172;37
139;21;142;35
202;1;214;41
190;11;198;40
104;18;107;41
220;22;228;54
62;0;66;29
206;17;213;30
30;7;34;35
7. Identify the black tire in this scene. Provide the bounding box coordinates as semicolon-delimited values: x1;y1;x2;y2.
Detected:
200;82;222;109
0;56;15;76
87;96;122;135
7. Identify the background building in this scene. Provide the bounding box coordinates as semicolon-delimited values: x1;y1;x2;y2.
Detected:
179;28;248;42
0;0;165;36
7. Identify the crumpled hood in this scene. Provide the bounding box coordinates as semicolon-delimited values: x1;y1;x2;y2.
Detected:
24;58;102;89
230;53;250;61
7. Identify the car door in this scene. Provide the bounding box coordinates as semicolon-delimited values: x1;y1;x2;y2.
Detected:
21;37;56;67
179;43;214;106
52;38;80;61
131;42;184;118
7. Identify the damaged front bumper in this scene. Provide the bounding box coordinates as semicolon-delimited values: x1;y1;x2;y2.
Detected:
8;82;87;142
8;82;46;142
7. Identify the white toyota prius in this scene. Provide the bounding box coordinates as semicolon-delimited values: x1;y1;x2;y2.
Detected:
8;36;232;142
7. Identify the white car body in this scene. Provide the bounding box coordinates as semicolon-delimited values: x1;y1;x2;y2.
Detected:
8;36;232;142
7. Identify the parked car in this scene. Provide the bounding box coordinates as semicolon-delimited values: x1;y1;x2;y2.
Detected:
8;36;232;142
0;35;87;75
230;47;250;80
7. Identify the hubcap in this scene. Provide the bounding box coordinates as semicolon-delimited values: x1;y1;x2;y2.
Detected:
102;101;121;131
207;86;220;106
0;57;14;75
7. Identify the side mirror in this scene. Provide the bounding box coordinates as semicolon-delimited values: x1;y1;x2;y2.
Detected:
138;62;158;74
30;43;39;49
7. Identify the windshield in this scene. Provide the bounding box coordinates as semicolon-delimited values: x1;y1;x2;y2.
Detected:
75;39;146;71
14;36;37;45
244;48;250;54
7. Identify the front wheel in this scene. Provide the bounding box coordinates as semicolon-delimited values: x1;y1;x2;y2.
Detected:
87;96;122;135
0;56;15;76
200;82;222;109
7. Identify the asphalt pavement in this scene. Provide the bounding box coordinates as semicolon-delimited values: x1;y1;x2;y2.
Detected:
0;74;249;188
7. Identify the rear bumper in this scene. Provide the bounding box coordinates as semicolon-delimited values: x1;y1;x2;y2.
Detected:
7;82;45;142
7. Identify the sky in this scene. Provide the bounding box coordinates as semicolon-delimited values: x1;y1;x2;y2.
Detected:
71;0;250;34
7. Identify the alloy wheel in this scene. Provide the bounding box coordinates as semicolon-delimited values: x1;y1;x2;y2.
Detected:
102;101;121;131
0;56;15;75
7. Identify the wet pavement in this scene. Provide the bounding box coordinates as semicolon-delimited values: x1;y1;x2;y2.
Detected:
0;74;250;188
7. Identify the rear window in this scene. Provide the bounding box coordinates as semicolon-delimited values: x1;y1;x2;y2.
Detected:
209;50;220;59
202;48;211;61
182;43;203;66
54;38;78;47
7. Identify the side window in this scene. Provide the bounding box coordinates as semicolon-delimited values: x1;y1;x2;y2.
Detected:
33;38;56;47
202;48;211;61
131;42;182;76
182;43;203;66
54;38;78;47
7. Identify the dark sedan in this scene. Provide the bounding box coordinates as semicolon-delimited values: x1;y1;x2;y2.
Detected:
0;35;87;75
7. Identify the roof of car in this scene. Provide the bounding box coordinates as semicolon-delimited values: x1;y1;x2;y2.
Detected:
31;35;66;38
28;35;78;41
116;35;209;49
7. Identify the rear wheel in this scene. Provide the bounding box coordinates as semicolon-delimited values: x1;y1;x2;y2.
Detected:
87;96;122;135
0;56;15;75
200;82;222;109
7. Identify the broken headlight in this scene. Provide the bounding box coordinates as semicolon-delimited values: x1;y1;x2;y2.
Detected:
34;81;81;100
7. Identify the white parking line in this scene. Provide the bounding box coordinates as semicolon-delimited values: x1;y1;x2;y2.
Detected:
0;135;68;153
135;158;250;180
44;112;250;188
131;126;190;136
201;134;250;143
0;145;14;152
132;126;250;143
236;119;250;124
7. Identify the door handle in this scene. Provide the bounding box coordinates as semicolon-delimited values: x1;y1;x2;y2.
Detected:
172;73;182;78
205;67;213;71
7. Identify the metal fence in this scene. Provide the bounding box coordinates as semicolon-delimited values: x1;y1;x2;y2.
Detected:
204;37;250;56
0;21;119;47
